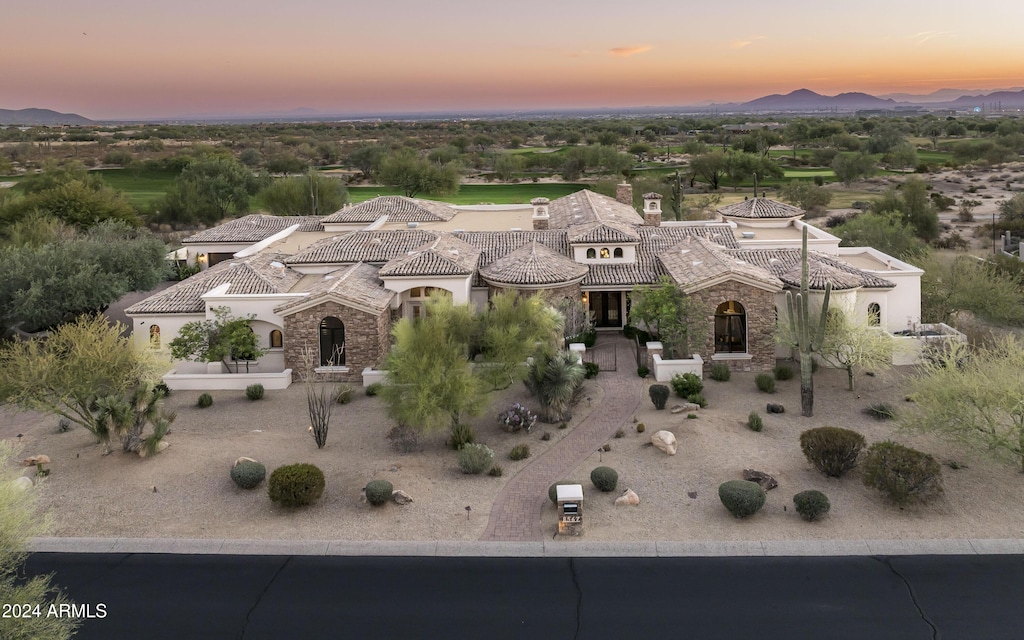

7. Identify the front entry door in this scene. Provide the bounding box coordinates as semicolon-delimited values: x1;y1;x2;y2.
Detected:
589;291;622;328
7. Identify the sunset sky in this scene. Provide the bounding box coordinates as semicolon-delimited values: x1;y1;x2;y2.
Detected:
5;0;1024;120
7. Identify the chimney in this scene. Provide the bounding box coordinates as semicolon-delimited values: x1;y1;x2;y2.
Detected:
531;197;550;230
642;192;662;227
616;182;633;206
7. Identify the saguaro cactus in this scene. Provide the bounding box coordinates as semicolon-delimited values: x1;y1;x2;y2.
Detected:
784;227;831;417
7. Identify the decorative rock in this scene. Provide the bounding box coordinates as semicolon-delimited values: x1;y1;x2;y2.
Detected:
742;469;778;491
767;403;785;414
138;440;170;458
671;403;700;414
392;489;413;505
651;430;677;455
23;455;51;467
233;456;258;468
614;488;640;506
670;405;685;414
12;476;33;492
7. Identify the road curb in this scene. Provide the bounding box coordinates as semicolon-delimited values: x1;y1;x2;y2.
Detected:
29;537;1024;557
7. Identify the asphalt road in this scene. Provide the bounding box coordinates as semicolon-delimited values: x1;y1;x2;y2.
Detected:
22;553;1024;640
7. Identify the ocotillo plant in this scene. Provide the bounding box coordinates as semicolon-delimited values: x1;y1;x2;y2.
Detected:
784;226;831;417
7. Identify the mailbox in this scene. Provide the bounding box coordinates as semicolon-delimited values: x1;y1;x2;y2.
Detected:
556;484;584;536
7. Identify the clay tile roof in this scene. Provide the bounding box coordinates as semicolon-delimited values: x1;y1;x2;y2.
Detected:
182;214;323;243
125;252;301;315
274;263;394;315
283;230;440;264
642;192;663;199
717;197;805;220
658;237;782;292
566;220;640;244
378;233;481;277
321;196;457;224
479;240;588;286
547;189;644;229
735;249;895;289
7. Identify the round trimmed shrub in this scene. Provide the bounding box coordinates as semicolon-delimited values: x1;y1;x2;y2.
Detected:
718;480;766;518
862;441;944;506
457;443;494;475
365;382;382;397
773;364;794;381
793;490;830;521
549;480;578;504
197;393;213;408
671;373;703;398
364;479;393;506
590;466;618;492
800;427;867;477
509;444;530;461
636;422;646;433
231;460;266;489
649;384;670;410
268;463;325;507
246;383;264;401
584;362;600;379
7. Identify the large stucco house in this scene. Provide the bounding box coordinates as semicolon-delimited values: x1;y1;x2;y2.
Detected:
126;186;924;389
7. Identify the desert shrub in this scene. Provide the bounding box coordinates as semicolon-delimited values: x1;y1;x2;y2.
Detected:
811;359;819;374
799;427;867;477
862;441;944;506
488;465;504;477
497;402;537;433
583;362;600;379
590;466;618;492
864;402;895;420
387;424;420;453
58;417;72;433
637;365;650;378
548;480;578;504
649;384;670;410
636;423;646;433
197;393;213;408
268;463;325;507
614;428;625;438
365;382;382;397
671;372;703;398
709;363;731;381
245;383;264;401
364;479;394;506
718;480;766;518
509;444;531;461
687;413;697;419
773;364;793;381
687;393;707;408
457;443;494;474
230;460;266;489
755;373;776;393
450;422;475;450
793;490;831;521
747;411;763;432
540;432;552;441
154;382;171;397
333;385;354;404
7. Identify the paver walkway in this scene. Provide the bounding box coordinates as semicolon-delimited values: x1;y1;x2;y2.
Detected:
480;336;645;541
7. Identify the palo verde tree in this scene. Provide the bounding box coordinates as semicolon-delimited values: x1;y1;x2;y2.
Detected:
476;290;561;391
0;315;167;447
168;307;265;373
902;336;1024;473
818;311;896;391
781;227;832;416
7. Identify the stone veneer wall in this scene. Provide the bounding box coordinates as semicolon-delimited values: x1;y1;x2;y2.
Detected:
282;301;391;383
616;183;633;206
487;282;582;305
687;281;777;373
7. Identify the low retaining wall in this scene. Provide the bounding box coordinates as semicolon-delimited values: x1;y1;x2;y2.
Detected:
651;353;704;382
891;323;966;366
361;368;387;387
163;369;293;391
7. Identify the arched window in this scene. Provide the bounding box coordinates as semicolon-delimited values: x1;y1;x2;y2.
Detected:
149;325;161;349
270;329;283;348
319;317;345;366
649;201;657;210
714;301;747;353
600;248;610;259
868;303;881;327
586;248;596;259
613;247;623;258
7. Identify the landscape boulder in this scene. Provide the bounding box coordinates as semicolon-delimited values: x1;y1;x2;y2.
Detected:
138;440;169;458
651;430;677;455
614;488;640;506
767;403;785;414
392;489;414;505
670;403;700;414
12;476;33;492
742;469;778;492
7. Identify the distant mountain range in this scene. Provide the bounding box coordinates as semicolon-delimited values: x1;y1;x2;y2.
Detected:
0;108;95;125
5;86;1024;125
